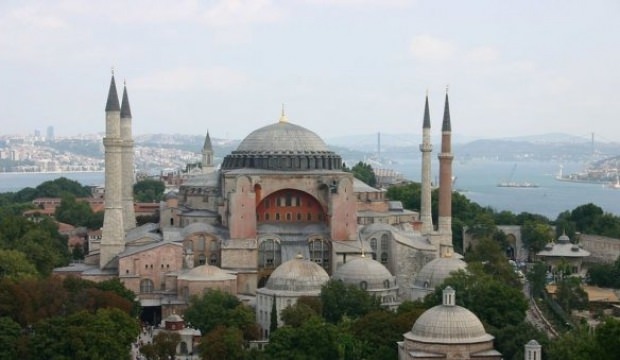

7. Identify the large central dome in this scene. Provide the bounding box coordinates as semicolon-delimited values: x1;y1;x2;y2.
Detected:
221;117;343;171
237;121;329;153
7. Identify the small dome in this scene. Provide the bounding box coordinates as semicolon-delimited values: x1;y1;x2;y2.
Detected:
333;256;395;290
557;233;571;244
409;288;492;344
178;265;236;281
237;121;329;153
165;313;184;323
164;191;178;200
266;256;330;292
413;256;467;289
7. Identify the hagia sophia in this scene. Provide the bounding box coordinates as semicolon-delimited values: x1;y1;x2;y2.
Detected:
55;73;514;358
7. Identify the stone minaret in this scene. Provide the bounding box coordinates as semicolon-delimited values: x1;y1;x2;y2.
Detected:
100;73;125;268
524;340;542;360
120;82;136;231
437;91;454;255
201;131;214;173
419;94;433;235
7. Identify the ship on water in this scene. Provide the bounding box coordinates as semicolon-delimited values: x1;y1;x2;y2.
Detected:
497;164;539;188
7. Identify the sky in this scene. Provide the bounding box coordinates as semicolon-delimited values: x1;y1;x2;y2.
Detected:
1;0;619;143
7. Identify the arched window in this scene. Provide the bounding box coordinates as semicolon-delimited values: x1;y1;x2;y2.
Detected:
210;253;218;265
381;252;388;264
370;238;377;251
198;254;206;265
383;279;390;288
140;279;154;293
275;213;280;221
360;281;368;290
198;236;206;251
259;239;281;268
265;213;270;221
309;238;330;271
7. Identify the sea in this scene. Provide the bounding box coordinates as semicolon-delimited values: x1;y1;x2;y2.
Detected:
1;160;619;220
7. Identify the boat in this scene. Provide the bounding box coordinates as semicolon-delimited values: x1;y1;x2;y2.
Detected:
497;164;539;188
497;181;540;188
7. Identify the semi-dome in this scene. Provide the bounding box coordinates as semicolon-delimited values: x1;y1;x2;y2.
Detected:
333;255;395;290
266;254;330;292
221;117;343;171
409;287;493;344
412;256;467;290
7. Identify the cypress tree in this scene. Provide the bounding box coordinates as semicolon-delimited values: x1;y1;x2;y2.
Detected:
269;295;278;334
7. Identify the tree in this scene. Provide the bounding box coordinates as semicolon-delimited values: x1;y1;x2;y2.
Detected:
424;266;528;329
183;290;259;341
265;317;362;360
198;325;245;360
55;194;102;229
349;161;377;187
0;249;38;279
491;321;549;360
555;277;588;313
527;262;548;297
134;179;165;202
0;316;22;360
320;279;382;324
270;295;278;333
29;308;139;360
521;220;553;254
151;331;181;360
280;302;319;327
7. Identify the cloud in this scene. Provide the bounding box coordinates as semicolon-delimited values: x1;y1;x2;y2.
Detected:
132;66;249;91
410;35;456;62
465;46;499;63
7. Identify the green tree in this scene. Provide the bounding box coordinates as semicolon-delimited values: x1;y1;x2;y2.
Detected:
546;325;599;360
265;317;362;360
521;220;553;254
183;290;259;341
595;317;620;357
0;316;22;360
29;308;139;360
280;302;319;327
198;325;245;360
0;249;38;279
270;295;278;333
527;262;548;297
350;161;377;187
320;279;382;324
424;267;528;329
55;194;102;229
555;277;588;313
151;331;181;360
134;179;165;202
491;321;549;360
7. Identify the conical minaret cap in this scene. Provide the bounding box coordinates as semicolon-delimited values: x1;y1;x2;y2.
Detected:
442;92;451;132
120;82;132;118
423;94;431;129
105;74;120;112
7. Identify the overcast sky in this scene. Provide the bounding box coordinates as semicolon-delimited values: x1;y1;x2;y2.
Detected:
1;0;619;142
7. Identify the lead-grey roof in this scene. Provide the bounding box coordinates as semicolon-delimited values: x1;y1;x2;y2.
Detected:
413;256;467;288
105;75;120;112
409;304;493;344
265;256;329;292
236;121;329;153
332;256;395;290
537;233;591;258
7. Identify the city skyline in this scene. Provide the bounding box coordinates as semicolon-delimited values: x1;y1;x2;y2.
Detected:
1;0;619;141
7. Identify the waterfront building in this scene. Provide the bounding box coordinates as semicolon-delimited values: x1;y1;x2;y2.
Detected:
55;73;462;325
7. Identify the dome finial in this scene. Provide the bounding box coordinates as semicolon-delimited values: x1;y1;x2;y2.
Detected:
279;103;288;123
442;286;455;306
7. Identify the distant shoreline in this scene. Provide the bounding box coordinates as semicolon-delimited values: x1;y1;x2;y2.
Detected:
0;170;104;175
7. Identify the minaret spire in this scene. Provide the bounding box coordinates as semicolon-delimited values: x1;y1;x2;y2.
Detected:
105;73;120;112
120;81;136;231
437;88;454;256
419;94;433;235
101;71;125;268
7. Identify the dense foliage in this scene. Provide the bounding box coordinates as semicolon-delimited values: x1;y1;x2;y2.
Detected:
348;161;377;187
134;179;165;202
0;276;139;360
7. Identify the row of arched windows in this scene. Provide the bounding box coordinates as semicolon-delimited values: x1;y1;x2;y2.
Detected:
257;212;323;222
258;238;331;271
